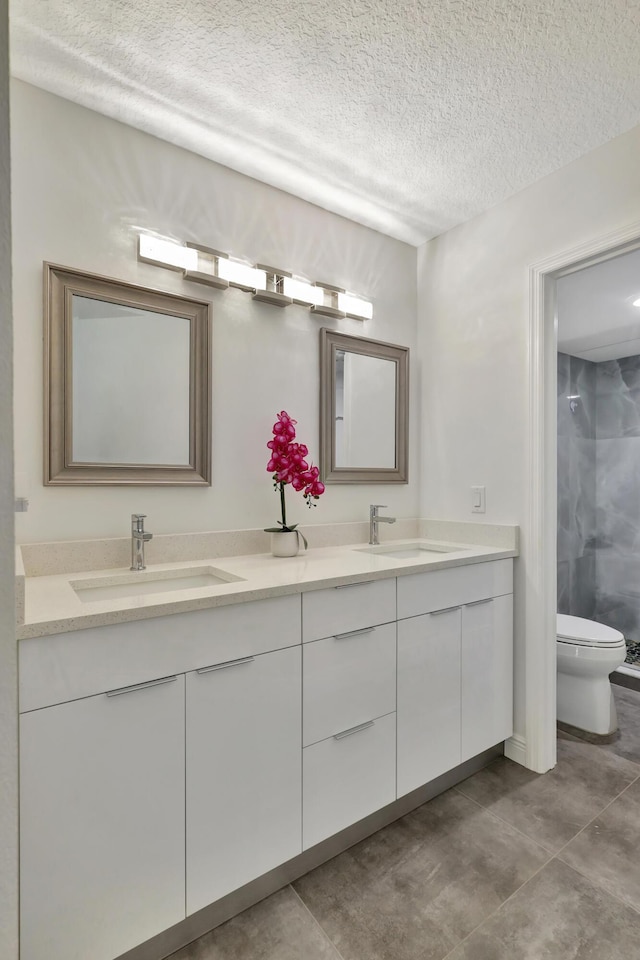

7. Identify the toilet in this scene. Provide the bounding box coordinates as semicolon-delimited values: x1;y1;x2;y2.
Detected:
557;614;627;736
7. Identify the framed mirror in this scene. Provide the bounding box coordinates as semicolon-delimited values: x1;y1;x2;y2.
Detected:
44;264;212;485
319;328;409;483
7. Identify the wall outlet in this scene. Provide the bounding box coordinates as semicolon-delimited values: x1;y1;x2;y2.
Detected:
471;485;485;514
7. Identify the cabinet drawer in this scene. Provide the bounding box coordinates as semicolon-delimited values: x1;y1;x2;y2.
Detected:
302;712;396;850
303;622;396;746
20;594;301;712
397;559;512;620
302;578;396;642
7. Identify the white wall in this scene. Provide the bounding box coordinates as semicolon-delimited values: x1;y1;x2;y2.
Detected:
11;81;418;544
417;122;640;741
0;0;18;956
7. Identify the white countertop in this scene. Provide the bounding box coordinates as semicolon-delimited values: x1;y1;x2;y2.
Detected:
19;537;518;640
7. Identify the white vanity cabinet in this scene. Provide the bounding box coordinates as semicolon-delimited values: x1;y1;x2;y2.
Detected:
186;645;302;914
19;555;514;960
20;674;186;960
397;560;513;797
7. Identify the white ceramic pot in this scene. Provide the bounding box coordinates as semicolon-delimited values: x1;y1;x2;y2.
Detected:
270;531;299;558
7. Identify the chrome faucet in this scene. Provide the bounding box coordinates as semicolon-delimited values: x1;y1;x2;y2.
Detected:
369;504;396;545
131;514;153;570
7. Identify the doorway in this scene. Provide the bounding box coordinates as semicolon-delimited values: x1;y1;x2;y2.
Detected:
527;220;640;773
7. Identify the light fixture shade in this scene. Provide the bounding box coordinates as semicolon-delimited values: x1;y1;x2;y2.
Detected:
337;292;373;320
138;234;197;271
282;277;325;307
217;258;267;291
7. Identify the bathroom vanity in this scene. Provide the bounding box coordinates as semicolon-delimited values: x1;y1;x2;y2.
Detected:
17;532;516;960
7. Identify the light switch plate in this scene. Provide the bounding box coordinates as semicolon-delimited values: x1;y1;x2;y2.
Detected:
471;485;485;514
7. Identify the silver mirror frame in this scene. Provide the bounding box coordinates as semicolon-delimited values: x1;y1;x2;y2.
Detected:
44;263;212;485
319;327;409;484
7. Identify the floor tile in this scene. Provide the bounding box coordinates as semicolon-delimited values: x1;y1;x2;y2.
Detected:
560;778;640;912
456;736;639;852
444;859;640;960
605;685;640;765
167;886;342;960
293;788;548;960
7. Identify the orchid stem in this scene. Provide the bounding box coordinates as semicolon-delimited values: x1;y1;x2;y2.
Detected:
280;482;287;529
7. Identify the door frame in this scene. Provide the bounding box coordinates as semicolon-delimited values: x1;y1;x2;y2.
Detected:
526;218;640;773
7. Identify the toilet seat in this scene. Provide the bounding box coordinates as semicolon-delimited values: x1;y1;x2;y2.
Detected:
557;614;625;648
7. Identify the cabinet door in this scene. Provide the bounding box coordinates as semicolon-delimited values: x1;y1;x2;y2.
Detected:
186;646;302;914
397;608;461;797
20;675;186;960
461;594;513;761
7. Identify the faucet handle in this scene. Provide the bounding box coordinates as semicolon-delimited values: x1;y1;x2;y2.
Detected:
131;513;147;531
370;504;387;513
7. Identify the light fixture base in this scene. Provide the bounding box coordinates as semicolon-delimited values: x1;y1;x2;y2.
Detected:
252;290;293;307
183;269;229;289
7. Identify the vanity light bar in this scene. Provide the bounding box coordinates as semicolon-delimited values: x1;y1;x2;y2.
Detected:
137;233;372;318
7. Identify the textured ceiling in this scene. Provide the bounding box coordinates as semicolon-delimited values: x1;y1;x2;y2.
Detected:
558;248;640;362
10;0;640;244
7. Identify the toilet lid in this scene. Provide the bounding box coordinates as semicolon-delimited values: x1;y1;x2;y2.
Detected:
557;614;625;647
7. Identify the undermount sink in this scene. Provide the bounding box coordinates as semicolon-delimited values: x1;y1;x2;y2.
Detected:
71;566;244;603
357;541;467;560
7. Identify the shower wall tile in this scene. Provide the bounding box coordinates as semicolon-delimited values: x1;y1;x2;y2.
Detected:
596;357;640;440
571;554;596;620
570;356;597;440
557;354;597;614
557;560;571;615
595;438;640;554
595;556;640;643
559;350;640;658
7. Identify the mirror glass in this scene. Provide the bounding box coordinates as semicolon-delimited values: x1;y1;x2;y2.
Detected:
71;296;191;465
320;328;409;484
45;264;211;485
334;350;397;468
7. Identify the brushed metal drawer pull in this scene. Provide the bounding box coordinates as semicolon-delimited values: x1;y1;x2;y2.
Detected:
334;627;375;641
106;675;178;697
465;598;493;608
334;580;375;590
333;719;375;740
430;606;459;616
196;656;255;675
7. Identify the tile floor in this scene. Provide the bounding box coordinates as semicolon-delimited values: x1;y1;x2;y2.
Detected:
169;685;640;960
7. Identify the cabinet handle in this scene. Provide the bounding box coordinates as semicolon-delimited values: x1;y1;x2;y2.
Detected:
430;606;459;616
333;719;375;740
334;626;375;641
465;598;493;608
334;580;374;590
196;656;255;675
106;675;178;697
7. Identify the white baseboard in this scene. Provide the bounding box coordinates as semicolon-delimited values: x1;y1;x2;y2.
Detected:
504;734;527;766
